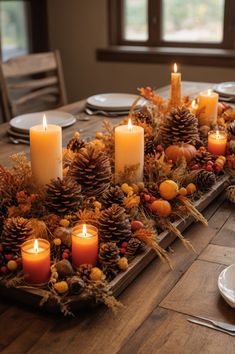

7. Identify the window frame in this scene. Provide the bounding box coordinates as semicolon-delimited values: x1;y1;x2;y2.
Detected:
98;0;235;66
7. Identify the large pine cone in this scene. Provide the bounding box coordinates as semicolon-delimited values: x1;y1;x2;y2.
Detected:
1;217;33;253
46;177;82;215
125;237;146;261
99;204;131;244
69;145;112;197
134;107;154;126
159;106;200;147
98;242;120;279
67;132;86;153
145;138;157;155
101;185;125;208
193;150;215;165
194;170;216;191
226;185;235;203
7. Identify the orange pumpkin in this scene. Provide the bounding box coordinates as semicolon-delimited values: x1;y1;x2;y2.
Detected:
165;143;197;163
150;199;172;217
159;179;179;200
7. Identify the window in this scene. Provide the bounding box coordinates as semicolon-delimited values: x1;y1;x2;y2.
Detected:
97;0;235;66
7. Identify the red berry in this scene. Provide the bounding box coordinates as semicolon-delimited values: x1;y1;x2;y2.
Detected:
121;242;128;248
149;196;156;203
1;266;7;273
64;249;70;254
62;252;69;259
144;194;151;202
205;166;213;172
120;248;126;254
5;254;13;261
206;161;214;166
156;145;163;152
191;164;200;170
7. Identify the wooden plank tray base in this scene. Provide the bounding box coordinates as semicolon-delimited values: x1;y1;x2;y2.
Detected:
0;175;230;314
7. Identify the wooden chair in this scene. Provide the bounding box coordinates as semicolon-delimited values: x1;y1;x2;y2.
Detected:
0;50;67;122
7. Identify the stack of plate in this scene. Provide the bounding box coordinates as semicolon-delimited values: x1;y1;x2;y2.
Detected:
8;111;76;140
86;93;146;115
214;82;235;103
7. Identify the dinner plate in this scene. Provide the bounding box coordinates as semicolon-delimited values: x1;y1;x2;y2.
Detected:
86;93;146;111
214;82;235;98
10;111;76;133
218;263;235;308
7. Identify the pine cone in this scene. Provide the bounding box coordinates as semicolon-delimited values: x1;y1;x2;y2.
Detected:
226;185;235;203
159;106;200;147
145;138;157;155
228;121;235;137
69;145;112;197
125;237;146;261
98;242;120;280
134;107;154;125
194;170;216;191
146;182;159;197
67;132;86;153
101;185;125;208
76;264;93;281
193;150;215;165
46;177;82;216
1;217;32;253
99;204;131;244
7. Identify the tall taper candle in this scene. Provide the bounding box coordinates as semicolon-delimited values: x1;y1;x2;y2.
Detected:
115;118;144;183
170;63;181;107
30;114;62;185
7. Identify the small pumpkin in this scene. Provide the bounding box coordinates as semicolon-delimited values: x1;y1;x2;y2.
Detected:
150;199;172;217
159;179;179;201
165;143;197;163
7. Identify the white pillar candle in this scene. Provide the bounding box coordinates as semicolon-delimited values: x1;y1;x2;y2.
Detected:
170;63;181;107
198;89;218;126
30;114;62;185
115;119;144;183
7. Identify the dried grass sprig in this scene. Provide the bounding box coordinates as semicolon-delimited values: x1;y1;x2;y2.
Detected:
133;228;172;268
177;196;208;226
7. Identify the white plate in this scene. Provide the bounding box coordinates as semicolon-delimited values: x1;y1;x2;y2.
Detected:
214;82;235;98
86;93;146;111
218;263;235;308
10;111;76;133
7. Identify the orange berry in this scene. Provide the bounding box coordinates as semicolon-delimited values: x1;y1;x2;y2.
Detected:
178;187;188;196
150;200;172;217
159;180;179;200
186;183;197;195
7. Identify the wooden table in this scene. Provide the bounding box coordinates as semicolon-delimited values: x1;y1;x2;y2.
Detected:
1;82;235;354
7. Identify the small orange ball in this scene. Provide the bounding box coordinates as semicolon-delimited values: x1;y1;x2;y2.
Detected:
159;180;179;200
186;183;197;195
178;187;188;196
150;199;172;217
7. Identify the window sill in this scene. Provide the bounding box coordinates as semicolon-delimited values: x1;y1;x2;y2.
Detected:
96;46;235;67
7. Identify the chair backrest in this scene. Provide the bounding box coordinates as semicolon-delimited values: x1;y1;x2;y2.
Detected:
0;50;67;121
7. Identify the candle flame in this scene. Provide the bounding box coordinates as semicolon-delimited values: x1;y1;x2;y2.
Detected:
82;224;87;237
43;114;48;131
191;100;198;109
207;89;212;96
173;63;178;73
215;130;220;139
128;118;132;131
34;239;39;253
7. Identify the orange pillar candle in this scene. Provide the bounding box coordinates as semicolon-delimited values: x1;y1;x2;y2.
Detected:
198;89;218;126
115;118;144;183
72;224;98;267
30;114;62;185
21;239;50;284
208;130;227;155
170;63;181;107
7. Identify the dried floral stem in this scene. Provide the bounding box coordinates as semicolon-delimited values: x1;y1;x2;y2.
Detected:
177;196;208;226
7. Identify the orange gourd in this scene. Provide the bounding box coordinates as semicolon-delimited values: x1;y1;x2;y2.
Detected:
159;179;179;200
150;199;172;217
165;143;197;163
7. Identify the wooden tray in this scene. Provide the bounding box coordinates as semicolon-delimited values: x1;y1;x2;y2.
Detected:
0;175;230;313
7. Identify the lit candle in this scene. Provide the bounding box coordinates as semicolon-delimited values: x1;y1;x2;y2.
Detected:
198;89;218;126
208;130;227;155
115;118;144;183
72;224;98;268
170;63;181;107
30;114;62;185
191;99;198;115
21;238;50;284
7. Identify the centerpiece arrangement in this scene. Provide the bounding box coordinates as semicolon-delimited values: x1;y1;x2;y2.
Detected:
1;65;235;316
